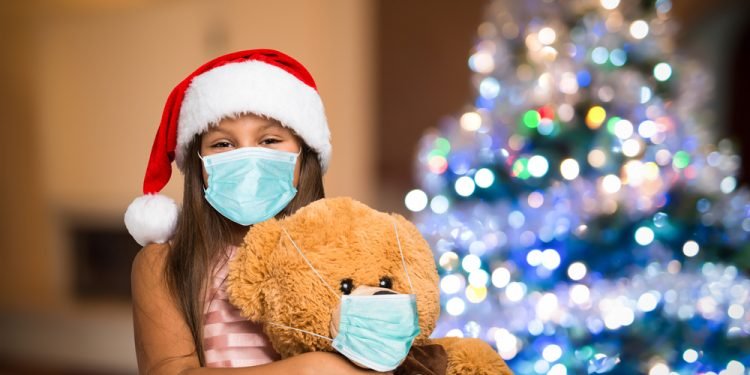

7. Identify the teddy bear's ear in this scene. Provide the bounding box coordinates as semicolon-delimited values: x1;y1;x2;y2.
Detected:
226;218;283;322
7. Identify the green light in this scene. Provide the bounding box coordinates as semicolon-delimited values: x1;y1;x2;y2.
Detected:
522;110;541;129
606;116;621;134
673;151;691;169
434;137;451;155
512;158;531;179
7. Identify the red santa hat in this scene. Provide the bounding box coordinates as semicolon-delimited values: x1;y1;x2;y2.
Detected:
124;49;331;246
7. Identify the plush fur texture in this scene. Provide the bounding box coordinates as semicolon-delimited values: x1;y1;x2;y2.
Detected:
175;60;331;172
124;193;179;246
227;197;513;374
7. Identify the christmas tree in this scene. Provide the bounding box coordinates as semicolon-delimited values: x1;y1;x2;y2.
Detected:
405;0;750;373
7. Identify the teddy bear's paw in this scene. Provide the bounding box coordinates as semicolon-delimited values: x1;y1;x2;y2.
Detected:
430;337;514;375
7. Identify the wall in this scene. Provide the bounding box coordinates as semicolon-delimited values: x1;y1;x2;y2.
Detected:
0;0;374;372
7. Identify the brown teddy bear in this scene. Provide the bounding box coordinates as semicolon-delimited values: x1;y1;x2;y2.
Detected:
227;197;513;375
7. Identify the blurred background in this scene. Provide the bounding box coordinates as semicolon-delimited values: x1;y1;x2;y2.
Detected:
0;0;748;373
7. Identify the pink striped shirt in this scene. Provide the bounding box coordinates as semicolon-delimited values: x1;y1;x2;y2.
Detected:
203;246;281;367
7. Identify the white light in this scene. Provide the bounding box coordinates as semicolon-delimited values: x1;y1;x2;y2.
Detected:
649;363;670;375
622;139;642;157
727;360;745;374
570;284;591;305
460;111;482;131
430;195;450;214
682;349;698;363
640;86;652;103
446;328;464;338
536;293;559;321
568;262;587;280
404;189;428;212
588;149;607;168
506;282;526;302
462;254;482;272
455;176;476;197
602;175;622;194
479;77;501;99
534;360;550;374
614;119;634;139
619;307;635;326
527;249;543;266
592;47;609;64
654;63;672;81
542;344;563;362
720;176;737;194
527;320;544;336
728;304;744;319
468;269;489;287
560;158;580;180
440;274;463;294
538;27;557;45
528;191;544;208
638;120;657;138
629;20;649;39
446;297;466;316
682;240;699;257
635;227;655;246
528;155;549;177
495;329;519;360
548;364;567;375
637;291;659;312
468;51;494;74
558;104;574;122
492;267;511;288
600;0;620;10
508;211;525;228
474;168;495;188
541;249;561;270
559;72;579;94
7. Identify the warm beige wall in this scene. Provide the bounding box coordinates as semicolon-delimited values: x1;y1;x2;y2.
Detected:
1;0;375;314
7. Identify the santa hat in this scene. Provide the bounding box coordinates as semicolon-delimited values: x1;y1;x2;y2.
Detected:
124;49;331;246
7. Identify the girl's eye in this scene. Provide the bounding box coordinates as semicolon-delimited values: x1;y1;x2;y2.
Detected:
211;141;232;148
260;138;281;145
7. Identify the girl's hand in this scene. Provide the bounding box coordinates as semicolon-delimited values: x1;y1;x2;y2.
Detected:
298;351;393;375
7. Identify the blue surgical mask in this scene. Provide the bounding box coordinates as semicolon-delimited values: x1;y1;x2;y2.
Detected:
270;220;421;372
199;147;298;226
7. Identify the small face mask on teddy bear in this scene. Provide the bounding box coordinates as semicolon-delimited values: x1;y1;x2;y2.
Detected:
270;220;421;372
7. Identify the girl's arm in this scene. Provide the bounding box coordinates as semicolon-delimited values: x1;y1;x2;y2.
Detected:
131;244;389;375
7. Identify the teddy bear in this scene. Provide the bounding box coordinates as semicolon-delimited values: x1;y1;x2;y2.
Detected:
226;197;513;375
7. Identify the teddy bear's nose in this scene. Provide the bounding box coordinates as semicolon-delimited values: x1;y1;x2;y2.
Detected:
374;290;396;296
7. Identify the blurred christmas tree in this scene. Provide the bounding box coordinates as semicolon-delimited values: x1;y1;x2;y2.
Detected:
405;0;750;373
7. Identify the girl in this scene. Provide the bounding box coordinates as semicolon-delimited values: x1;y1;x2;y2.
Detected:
127;50;389;374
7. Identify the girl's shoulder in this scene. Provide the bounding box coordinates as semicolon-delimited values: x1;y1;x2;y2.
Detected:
131;242;172;285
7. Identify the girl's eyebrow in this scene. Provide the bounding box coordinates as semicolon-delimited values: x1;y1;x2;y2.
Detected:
260;122;287;132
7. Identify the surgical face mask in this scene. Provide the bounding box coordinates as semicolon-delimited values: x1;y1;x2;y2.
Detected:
271;220;421;372
199;147;298;226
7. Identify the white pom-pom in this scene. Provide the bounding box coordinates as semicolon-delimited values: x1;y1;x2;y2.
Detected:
124;194;180;246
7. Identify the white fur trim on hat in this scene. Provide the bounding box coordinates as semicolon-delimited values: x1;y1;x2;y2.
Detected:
175;60;331;172
124;193;180;246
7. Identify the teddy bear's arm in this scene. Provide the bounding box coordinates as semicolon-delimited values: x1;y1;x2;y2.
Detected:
429;337;514;375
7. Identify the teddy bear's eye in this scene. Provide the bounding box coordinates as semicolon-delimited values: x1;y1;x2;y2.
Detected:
340;278;354;295
379;276;393;289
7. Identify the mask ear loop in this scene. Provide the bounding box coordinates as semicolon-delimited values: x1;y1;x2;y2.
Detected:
392;218;415;295
280;225;341;300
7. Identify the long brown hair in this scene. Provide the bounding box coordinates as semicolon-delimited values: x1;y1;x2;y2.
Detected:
163;128;325;366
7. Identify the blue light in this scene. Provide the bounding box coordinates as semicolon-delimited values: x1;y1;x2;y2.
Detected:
577;70;592;87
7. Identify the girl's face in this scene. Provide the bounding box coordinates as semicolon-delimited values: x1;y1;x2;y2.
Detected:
199;113;302;187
